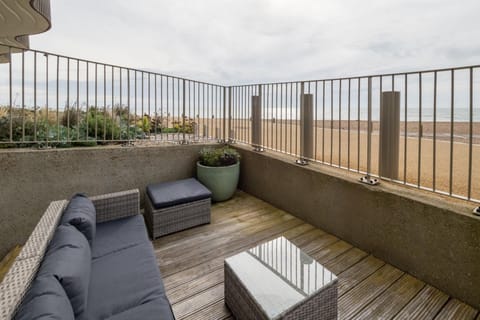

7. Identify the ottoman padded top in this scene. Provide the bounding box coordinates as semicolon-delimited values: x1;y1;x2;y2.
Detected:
147;178;212;210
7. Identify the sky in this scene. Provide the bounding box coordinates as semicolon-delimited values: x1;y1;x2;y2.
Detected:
26;0;480;86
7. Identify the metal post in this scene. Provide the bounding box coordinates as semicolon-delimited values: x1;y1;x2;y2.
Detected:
251;86;263;151
296;82;314;165
223;86;226;142
379;91;400;179
360;77;379;185
181;79;186;144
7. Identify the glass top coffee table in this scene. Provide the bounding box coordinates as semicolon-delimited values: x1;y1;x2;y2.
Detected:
224;236;338;320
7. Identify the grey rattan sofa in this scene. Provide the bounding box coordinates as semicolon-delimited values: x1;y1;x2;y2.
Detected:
0;189;175;320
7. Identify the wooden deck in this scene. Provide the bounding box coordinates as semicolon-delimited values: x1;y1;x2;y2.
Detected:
153;191;479;320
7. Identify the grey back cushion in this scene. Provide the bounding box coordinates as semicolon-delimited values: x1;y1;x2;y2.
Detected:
61;193;96;246
38;224;91;318
14;275;75;320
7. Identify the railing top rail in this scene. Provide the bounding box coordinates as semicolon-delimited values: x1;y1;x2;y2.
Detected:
228;64;480;87
0;43;224;87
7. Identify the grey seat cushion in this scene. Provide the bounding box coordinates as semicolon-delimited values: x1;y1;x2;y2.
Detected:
105;296;175;320
92;215;149;259
61;193;96;246
14;275;75;320
38;224;91;318
85;241;172;320
147;178;212;209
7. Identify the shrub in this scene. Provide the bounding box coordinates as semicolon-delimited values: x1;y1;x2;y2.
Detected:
199;146;240;167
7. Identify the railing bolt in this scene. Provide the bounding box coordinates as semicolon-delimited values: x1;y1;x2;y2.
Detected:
360;176;379;185
474;207;480;216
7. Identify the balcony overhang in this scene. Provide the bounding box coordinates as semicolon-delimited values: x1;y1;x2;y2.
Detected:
0;0;51;62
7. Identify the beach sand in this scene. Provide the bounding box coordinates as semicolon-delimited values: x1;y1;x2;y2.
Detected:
225;119;480;201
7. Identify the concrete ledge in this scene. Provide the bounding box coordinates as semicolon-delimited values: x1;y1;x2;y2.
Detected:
0;144;213;258
235;145;480;309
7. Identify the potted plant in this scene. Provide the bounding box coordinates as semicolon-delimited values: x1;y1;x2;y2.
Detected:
197;146;240;202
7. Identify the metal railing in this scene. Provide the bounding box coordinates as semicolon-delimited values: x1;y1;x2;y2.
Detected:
0;44;226;147
230;67;480;203
1;43;479;203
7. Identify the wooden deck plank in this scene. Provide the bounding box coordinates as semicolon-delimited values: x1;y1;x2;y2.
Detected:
311;240;353;263
153;192;479;320
181;300;230;320
162;223;314;292
324;247;368;275
353;274;425;320
172;283;224;319
434;299;478;320
159;213;303;276
337;255;385;296
393;285;449;320
338;264;404;319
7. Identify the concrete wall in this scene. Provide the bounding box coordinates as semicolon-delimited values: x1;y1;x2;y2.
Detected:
235;145;480;309
0;144;211;258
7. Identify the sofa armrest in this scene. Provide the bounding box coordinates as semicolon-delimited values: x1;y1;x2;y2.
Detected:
91;189;140;223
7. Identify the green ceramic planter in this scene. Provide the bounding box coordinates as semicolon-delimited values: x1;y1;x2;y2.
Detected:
197;161;240;202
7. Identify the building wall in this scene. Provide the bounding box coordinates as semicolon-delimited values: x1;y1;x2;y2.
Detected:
0;144;208;258
235;145;480;309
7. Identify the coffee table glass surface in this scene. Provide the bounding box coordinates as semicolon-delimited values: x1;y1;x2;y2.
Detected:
225;236;337;319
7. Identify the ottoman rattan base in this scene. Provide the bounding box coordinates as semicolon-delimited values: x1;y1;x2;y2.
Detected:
145;196;211;238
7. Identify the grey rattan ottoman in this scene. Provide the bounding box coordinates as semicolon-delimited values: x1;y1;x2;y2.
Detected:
224;236;338;320
145;178;212;238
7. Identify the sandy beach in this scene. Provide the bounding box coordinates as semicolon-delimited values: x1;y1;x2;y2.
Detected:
225;119;480;201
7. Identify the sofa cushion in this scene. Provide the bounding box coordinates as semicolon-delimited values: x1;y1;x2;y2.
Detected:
14;275;75;320
61;193;96;245
105;296;175;320
85;242;170;320
92;214;149;259
38;224;91;318
147;178;212;209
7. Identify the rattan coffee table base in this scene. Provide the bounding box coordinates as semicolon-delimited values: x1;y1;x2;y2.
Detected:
224;259;338;320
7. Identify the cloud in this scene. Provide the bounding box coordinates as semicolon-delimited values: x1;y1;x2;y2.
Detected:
30;0;480;85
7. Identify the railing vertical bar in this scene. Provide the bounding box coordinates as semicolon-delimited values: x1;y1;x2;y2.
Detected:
34;52;37;141
271;84;274;149
290;83;293;155
66;59;69;141
21;50;25;141
379;76;383;176
357;78;360;172
8;47;12;142
178;78;181;140
339;79;342;166
330;80;333;165
111;67;114;140
161;76;164;141
417;73;422;187
449;69;454;195
323;80;326;163
127;69;131;142
280;83;283;153
391;75;395;180
95;64;98;140
347;78;351;169
276;83;279;151
223;86;226;141
295;82;299;156
154;75;157;140
135;71;138;141
367;76;372;177
182;79;186;143
315;81;318;160
76;59;79;140
433;71;437;191
166;76;169;140
468;67;473;200
228;86;232;141
86;62;89;142
403;74;408;184
119;68;123;141
103;65;106;141
46;54;49;146
141;72;144;140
